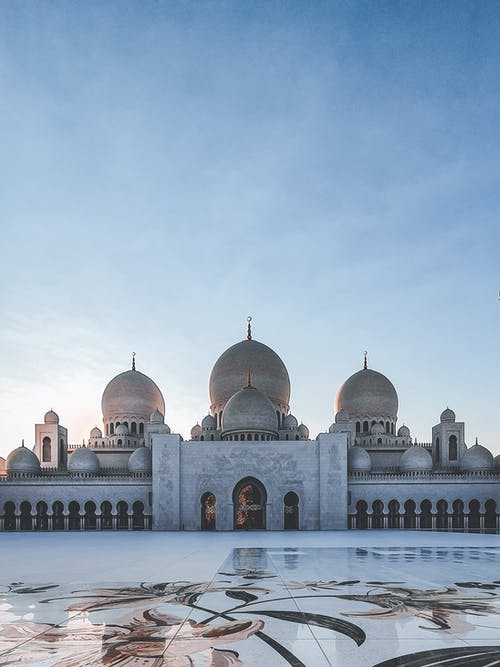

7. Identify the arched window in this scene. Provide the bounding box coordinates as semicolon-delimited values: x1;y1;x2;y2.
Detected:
132;501;145;530
372;500;384;529
139;422;144;435
468;500;480;533
435;437;440;462
35;501;48;530
485;499;497;534
201;492;216;530
371;420;376;427
452;499;464;532
68;501;80;530
403;500;416;529
123;421;129;430
219;411;223;428
117;439;123;446
377;437;382;444
3;501;16;531
355;500;368;529
385;421;390;433
391;423;394;435
84;501;97;530
117;501;128;529
233;477;266;530
284;492;299;530
420;500;432;530
52;501;64;530
20;501;32;530
110;423;114;435
363;421;369;432
101;501;112;530
448;435;458;461
59;438;65;464
276;411;281;428
105;423;109;436
388;499;400;529
355;422;361;433
42;437;51;462
115;421;120;428
131;422;137;434
436;499;448;531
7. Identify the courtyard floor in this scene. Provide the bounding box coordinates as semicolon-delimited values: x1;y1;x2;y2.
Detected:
1;531;500;666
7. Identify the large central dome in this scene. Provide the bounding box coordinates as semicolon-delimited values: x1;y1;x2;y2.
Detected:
102;369;165;422
335;367;398;421
209;339;290;414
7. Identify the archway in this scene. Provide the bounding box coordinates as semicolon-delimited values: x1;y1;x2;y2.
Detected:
20;501;32;530
284;492;299;530
201;492;216;530
355;500;368;529
233;478;266;530
4;502;16;531
84;501;97;530
132;501;145;530
35;501;48;530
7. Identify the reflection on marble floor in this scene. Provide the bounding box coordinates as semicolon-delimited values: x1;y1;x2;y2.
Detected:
1;547;500;666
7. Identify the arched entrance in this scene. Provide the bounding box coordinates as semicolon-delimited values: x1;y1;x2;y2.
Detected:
233;478;266;530
284;492;299;530
201;492;216;530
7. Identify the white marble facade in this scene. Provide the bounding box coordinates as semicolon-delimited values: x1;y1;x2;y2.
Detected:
1;324;499;532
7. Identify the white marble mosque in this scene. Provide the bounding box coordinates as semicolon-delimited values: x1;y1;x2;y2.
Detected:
1;321;499;533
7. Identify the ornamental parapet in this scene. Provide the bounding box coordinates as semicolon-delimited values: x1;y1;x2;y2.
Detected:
349;470;500;480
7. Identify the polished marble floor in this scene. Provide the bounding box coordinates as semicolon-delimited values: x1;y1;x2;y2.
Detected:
1;532;500;666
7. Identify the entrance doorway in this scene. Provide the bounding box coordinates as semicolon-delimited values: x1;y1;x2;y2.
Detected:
233;477;266;530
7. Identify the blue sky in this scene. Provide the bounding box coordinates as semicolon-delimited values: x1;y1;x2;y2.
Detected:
0;1;499;457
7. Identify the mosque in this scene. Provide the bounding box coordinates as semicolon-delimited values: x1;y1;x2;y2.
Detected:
1;321;499;533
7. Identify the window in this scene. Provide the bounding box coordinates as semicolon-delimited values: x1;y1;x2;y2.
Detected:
449;435;458;461
42;437;51;462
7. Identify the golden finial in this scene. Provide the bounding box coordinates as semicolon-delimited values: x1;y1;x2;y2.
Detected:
21;438;25;448
247;316;252;341
132;352;136;371
363;350;368;370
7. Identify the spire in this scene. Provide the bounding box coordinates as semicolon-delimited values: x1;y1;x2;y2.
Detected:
132;351;136;371
247;316;252;340
21;439;25;448
475;436;479;445
363;350;368;370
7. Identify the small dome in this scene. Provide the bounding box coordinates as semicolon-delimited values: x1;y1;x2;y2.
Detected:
90;426;102;438
335;367;398;421
461;443;494;471
335;408;349;423
371;422;385;435
399;446;433;472
44;410;59;424
283;414;298;429
348;447;372;472
128;446;152;473
191;423;202;439
102;369;165;422
209;338;290;414
493;454;500;470
440;407;456;423
6;446;41;474
202;414;217;430
150;409;164;423
115;424;128;436
67;447;100;473
298;422;309;439
222;385;278;435
398;425;410;437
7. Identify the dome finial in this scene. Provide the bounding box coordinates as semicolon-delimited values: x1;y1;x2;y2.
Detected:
475;436;479;445
21;438;25;448
363;350;368;370
247;316;252;340
132;351;136;371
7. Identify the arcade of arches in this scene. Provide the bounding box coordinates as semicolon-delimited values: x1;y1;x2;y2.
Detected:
1;500;149;531
352;498;499;533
